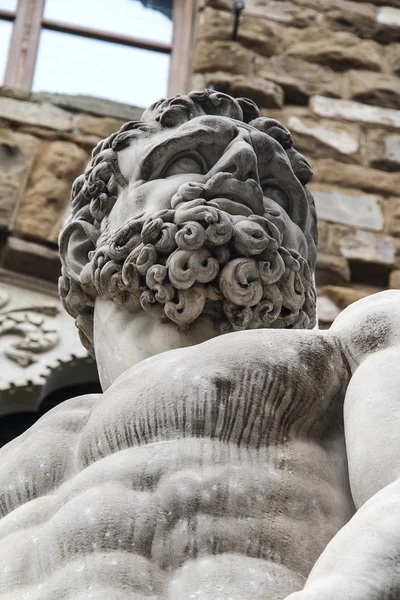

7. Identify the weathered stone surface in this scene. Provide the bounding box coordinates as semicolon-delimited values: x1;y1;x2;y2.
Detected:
196;7;234;41
0;97;73;131
0;86;31;101
284;29;383;71
16;125;99;150
319;284;369;309
294;0;400;8
202;0;231;9
288;116;361;161
316;252;351;285
31;92;144;121
193;41;254;74
310;95;400;129
0;130;40;232
317;295;341;323
196;9;284;57
311;159;400;196
377;6;400;25
325;1;400;44
309;183;384;230
202;72;284;108
2;236;61;283
389;268;400;288
258;56;343;104
237;15;284;56
348;70;400;109
15;141;88;242
317;219;330;254
367;129;400;170
386;43;400;75
340;230;395;265
5;89;400;600
387;197;400;237
75;114;125;138
245;0;318;27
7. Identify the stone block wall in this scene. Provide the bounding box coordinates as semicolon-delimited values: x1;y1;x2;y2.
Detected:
192;0;400;324
0;87;142;284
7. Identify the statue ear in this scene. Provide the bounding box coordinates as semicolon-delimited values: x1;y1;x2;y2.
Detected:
59;220;99;283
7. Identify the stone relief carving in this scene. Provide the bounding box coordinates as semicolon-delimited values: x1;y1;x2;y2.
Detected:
0;284;59;367
0;271;91;416
0;91;398;600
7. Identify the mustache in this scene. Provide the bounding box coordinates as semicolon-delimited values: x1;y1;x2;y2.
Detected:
171;172;265;217
106;199;283;267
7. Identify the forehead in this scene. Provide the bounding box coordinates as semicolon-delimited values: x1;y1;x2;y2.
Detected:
117;114;271;182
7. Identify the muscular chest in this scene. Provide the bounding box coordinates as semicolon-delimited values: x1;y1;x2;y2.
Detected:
80;333;348;467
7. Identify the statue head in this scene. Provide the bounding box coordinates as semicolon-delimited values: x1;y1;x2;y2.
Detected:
59;90;318;383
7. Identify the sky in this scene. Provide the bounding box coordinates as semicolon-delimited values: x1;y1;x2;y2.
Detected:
1;0;173;108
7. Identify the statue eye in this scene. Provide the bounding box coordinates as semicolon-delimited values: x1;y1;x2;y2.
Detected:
164;153;206;177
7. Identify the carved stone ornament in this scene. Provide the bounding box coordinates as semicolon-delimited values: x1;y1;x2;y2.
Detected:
0;270;90;416
0;91;399;600
0;284;59;368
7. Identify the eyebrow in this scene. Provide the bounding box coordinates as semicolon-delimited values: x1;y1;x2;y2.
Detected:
138;121;240;181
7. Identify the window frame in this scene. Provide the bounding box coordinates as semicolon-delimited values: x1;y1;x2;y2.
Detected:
2;0;196;99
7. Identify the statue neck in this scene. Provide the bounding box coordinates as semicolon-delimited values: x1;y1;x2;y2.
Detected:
93;298;221;390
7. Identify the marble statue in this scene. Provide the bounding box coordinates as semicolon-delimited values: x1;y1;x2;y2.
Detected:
0;90;398;600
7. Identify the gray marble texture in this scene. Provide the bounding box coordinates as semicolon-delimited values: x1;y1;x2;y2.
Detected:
0;90;398;600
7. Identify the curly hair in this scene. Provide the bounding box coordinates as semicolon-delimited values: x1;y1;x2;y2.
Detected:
59;89;317;356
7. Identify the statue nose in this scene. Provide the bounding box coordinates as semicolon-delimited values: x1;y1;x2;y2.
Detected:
212;140;260;183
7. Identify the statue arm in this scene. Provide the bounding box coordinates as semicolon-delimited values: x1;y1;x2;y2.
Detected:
286;345;400;599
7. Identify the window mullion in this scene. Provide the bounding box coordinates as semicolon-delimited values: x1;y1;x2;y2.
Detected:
4;0;45;90
168;0;196;97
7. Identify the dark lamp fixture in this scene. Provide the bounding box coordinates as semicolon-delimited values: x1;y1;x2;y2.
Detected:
232;0;245;40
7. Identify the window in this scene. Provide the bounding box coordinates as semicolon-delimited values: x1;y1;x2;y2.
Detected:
1;0;195;107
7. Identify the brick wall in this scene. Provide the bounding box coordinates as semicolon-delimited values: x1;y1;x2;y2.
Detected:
192;0;400;324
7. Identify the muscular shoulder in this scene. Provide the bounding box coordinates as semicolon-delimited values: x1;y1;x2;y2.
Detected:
330;290;400;366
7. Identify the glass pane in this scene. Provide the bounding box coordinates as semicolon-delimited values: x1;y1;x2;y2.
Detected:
44;0;174;44
32;29;169;108
0;20;12;84
0;0;17;10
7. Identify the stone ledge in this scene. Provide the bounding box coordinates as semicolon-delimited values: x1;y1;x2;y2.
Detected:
198;72;284;108
283;27;383;71
245;0;318;27
258;56;343;104
193;40;254;74
310;95;400;129
347;70;400;110
292;0;400;9
340;229;395;266
0;97;73;131
0;86;143;122
311;159;400;196
324;1;400;44
288;116;361;160
31;93;144;121
310;184;384;231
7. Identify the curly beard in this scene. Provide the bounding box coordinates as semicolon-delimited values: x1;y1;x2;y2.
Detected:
83;196;316;332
